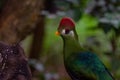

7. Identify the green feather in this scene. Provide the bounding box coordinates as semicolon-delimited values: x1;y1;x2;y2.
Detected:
62;34;114;80
65;52;114;80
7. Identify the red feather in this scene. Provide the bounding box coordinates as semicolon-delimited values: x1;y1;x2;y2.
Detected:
59;17;75;28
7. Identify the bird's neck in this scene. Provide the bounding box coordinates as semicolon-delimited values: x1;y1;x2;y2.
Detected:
62;37;84;61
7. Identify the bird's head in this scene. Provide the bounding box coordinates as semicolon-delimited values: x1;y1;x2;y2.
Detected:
56;17;78;40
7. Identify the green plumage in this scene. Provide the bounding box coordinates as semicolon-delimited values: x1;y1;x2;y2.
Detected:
62;33;114;80
57;17;115;80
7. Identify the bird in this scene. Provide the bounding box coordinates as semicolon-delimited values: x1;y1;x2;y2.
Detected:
56;17;115;80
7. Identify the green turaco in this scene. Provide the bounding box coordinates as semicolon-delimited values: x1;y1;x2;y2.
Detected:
56;17;115;80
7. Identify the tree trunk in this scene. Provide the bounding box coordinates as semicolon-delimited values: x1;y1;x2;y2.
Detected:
0;0;44;80
29;15;45;59
0;0;44;44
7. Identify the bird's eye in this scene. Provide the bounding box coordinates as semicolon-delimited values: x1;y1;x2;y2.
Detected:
61;29;74;37
65;29;70;34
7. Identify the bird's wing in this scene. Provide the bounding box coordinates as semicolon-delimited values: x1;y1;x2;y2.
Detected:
67;51;114;80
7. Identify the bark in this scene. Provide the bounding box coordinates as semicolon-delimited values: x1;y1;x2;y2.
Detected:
0;0;44;79
0;0;44;44
0;41;31;80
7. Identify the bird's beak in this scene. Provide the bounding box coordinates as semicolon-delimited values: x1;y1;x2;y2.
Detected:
55;31;60;36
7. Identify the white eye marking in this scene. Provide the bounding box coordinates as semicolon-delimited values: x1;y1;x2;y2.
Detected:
61;29;74;37
69;30;74;37
61;29;66;35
